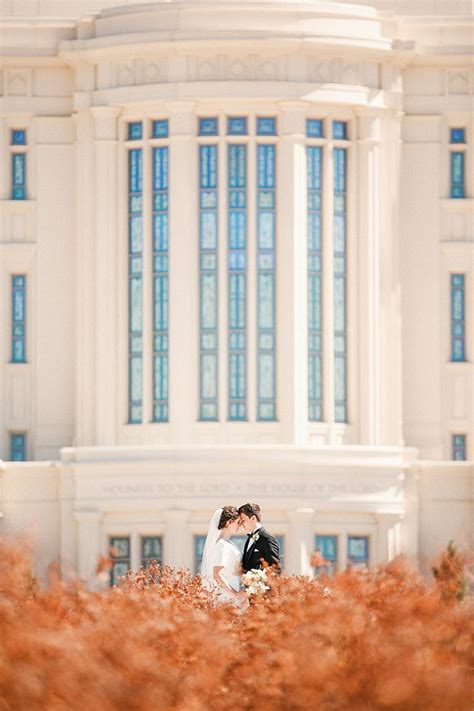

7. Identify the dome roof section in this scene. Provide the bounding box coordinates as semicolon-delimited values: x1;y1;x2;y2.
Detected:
61;0;394;56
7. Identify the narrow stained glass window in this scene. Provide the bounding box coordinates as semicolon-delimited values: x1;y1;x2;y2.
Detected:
256;144;277;421
348;536;369;568
307;147;323;421
128;122;143;140
199;117;218;136
452;434;466;461
333;121;348;140
152;145;169;422
450;152;465;198
199;144;219;420
334;147;347;423
10;433;26;462
450;128;465;144
228;143;247;420
257;117;277;136
450;274;465;362
141;536;163;567
315;535;337;577
152;120;169;138
109;537;131;586
307;119;323;138
194;535;206;574
228;117;248;136
128;148;143;423
11;275;26;363
12;153;26;200
11;129;26;145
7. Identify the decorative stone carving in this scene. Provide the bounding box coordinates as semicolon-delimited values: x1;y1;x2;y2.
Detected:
448;71;470;95
5;68;31;96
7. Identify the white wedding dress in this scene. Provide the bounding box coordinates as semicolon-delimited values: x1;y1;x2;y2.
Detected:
200;508;242;605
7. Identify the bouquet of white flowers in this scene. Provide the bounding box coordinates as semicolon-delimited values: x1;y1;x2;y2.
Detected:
241;568;270;597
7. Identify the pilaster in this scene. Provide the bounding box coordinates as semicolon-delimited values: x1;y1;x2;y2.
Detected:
357;113;382;446
74;109;96;446
277;103;308;444
92;106;121;445
167;103;198;442
163;509;191;568
74;509;103;586
286;509;315;575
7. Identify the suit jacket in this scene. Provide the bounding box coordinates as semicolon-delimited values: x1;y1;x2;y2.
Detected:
242;527;280;573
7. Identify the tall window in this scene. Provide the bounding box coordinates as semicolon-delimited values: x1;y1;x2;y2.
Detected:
333;125;348;423
141;536;163;567
152;134;169;422
11;129;27;200
347;536;369;568
450;274;465;362
10;433;26;461
452;434;466;461
128;135;143;424
194;534;206;574
199;132;219;421
256;142;277;421
11;275;26;363
307;141;323;421
450;128;466;199
228;142;247;420
315;534;337;576
109;536;131;586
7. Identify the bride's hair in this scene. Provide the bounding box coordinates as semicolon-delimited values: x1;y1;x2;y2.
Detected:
218;506;239;529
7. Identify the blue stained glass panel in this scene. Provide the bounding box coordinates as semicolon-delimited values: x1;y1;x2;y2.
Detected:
11;153;26;200
128;122;143;140
257;143;277;421
199;117;218;136
11;275;26;363
10;433;26;462
333;121;348;139
450;128;465;144
450;274;466;362
450;152;465;198
307;146;323;421
257;117;277;136
315;535;337;576
199;144;219;420
152;146;169;422
307;119;323;138
11;129;26;145
227;117;248;135
152;119;169;138
228;143;247;420
128;148;143;423
334;147;347;423
348;536;369;567
452;434;466;461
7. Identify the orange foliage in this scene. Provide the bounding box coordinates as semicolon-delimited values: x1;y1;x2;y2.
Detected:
0;539;472;711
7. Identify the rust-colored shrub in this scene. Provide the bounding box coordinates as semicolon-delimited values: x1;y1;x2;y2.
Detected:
0;539;472;711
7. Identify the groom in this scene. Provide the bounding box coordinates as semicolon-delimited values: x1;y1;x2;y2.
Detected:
238;503;281;573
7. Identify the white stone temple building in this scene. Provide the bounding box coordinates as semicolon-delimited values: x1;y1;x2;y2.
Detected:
0;0;472;585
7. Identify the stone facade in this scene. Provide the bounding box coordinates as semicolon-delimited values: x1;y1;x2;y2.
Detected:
0;0;472;584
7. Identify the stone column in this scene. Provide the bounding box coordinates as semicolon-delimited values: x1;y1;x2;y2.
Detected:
163;509;191;569
286;509;315;575
74;98;96;445
167;102;198;443
74;509;102;587
277;103;308;444
356;113;382;445
91;106;121;445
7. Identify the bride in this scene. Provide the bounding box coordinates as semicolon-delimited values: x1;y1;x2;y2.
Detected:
200;506;247;606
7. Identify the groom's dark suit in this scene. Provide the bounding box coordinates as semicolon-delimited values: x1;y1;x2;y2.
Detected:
242;527;280;573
